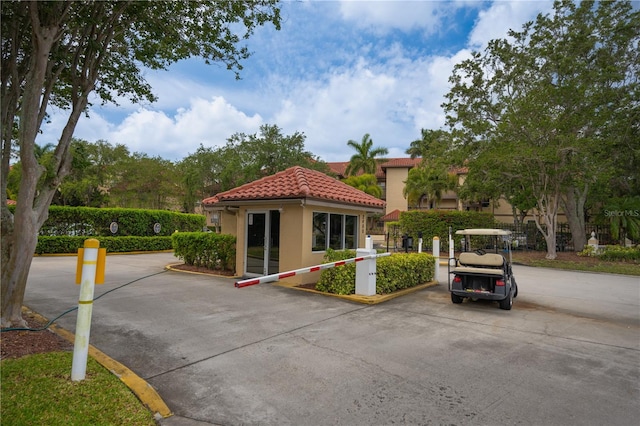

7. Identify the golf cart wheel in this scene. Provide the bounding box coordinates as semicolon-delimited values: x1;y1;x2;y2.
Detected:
499;291;513;310
513;280;518;298
451;293;463;304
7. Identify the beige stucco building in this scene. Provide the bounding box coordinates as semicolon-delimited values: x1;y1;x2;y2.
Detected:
326;158;562;225
327;158;460;225
202;166;384;284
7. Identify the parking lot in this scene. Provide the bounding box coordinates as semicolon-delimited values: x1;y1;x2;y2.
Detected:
25;253;639;425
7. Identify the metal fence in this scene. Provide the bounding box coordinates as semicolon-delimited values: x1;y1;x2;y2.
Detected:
486;222;618;252
375;221;625;253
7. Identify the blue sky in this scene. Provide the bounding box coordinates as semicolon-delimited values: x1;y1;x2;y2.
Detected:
37;0;555;163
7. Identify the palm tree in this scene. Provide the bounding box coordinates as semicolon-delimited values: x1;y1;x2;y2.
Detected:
403;165;457;209
403;167;429;208
34;143;55;159
603;196;640;244
342;174;382;198
345;133;388;176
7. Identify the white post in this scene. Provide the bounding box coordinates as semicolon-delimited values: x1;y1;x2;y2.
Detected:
433;236;440;283
72;239;99;381
449;236;455;267
418;237;423;253
356;248;377;296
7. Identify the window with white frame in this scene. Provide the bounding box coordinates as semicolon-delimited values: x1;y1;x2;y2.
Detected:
312;212;358;251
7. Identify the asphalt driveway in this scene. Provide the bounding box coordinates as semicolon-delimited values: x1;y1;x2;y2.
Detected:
24;253;640;425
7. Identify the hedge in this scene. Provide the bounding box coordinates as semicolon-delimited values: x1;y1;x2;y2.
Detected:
20;206;205;237
399;210;496;251
35;236;173;254
172;232;236;271
315;249;435;295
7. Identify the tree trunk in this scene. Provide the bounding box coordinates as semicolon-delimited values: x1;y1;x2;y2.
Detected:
1;217;39;327
0;8;69;326
532;191;560;260
561;185;588;252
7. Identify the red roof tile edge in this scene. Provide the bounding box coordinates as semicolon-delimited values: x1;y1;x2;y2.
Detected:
203;166;384;209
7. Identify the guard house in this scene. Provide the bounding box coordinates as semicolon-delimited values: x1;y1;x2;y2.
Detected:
202;166;385;285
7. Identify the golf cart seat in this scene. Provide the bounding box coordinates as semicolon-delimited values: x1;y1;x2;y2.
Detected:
453;252;505;276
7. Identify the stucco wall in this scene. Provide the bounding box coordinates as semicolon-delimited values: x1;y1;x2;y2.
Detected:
219;209;237;235
285;204;370;285
384;168;409;213
219;201;377;285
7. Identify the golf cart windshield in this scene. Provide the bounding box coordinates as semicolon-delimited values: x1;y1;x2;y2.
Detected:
455;229;512;254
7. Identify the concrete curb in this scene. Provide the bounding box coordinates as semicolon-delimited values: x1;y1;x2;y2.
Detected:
278;280;440;304
24;307;172;420
166;262;439;304
165;262;242;279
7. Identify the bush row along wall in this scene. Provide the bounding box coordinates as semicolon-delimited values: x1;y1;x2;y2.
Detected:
315;249;435;295
397;210;497;251
172;232;236;271
36;236;173;254
6;206;206;237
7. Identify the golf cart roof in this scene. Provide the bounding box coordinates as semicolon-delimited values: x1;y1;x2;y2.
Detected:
455;228;512;236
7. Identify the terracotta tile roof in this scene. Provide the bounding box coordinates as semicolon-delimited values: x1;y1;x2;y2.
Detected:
203;166;385;209
327;158;467;179
380;158;422;169
6;199;16;205
327;157;421;179
326;162;350;177
381;209;401;222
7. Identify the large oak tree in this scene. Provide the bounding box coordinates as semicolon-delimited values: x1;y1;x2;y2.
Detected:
443;0;639;258
1;0;281;326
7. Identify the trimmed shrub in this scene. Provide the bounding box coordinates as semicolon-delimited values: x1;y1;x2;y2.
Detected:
316;249;435;295
376;253;435;294
35;236;173;254
172;232;236;271
9;205;203;254
598;245;640;263
399;210;496;251
578;245;639;262
315;249;357;295
32;206;204;237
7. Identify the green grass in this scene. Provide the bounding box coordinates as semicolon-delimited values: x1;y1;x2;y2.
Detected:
1;352;155;425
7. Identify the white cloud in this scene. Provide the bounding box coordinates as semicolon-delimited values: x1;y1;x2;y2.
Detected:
338;0;457;34
468;0;553;49
35;1;553;166
271;48;469;162
39;97;263;161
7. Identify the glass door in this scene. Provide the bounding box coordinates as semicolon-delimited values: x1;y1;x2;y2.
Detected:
245;212;266;276
268;210;280;275
245;210;280;277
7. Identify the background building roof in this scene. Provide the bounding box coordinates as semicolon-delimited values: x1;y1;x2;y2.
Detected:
327;157;422;179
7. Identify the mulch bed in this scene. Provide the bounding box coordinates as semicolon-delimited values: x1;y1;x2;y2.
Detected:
1;311;72;360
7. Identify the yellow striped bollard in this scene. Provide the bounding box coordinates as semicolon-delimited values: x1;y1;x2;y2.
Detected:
71;238;106;381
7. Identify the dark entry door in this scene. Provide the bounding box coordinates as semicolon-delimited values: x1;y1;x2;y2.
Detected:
245;211;280;277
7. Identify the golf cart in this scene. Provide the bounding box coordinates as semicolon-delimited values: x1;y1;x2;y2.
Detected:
448;229;518;310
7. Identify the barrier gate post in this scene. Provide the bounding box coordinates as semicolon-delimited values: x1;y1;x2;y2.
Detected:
355;248;376;296
433;236;440;283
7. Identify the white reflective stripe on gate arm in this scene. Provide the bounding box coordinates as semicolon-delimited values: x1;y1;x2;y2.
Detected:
235;252;391;288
